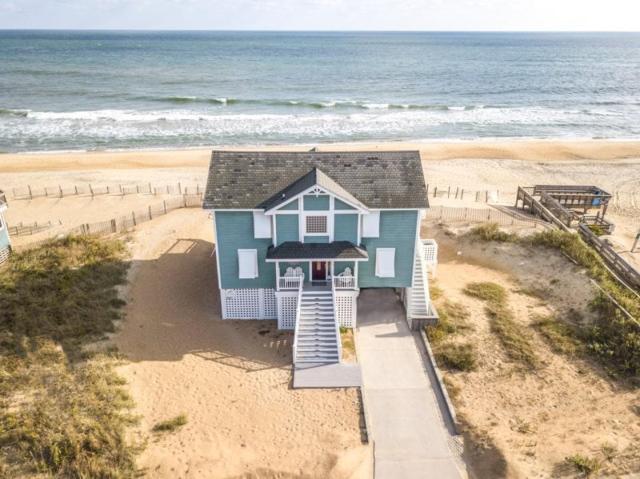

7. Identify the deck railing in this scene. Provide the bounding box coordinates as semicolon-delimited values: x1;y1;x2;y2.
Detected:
332;275;356;289
278;275;303;290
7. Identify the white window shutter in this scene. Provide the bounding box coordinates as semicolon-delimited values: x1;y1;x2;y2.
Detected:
253;212;272;239
362;211;380;238
238;249;258;279
375;248;395;278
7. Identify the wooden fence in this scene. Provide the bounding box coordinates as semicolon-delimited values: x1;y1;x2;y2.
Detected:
13;194;203;251
8;220;54;236
425;204;545;228
10;182;205;200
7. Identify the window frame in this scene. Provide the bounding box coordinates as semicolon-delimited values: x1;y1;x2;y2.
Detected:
237;249;259;279
252;211;272;239
362;211;380;238
304;214;329;236
375;247;396;278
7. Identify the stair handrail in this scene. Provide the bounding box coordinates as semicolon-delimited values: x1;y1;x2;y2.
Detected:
331;278;343;362
417;240;433;315
292;276;304;366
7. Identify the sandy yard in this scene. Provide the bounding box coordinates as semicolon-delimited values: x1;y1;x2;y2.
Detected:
114;208;369;478
1;140;639;477
425;222;640;478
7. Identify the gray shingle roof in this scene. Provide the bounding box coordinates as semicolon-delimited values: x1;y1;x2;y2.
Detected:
203;150;429;210
266;241;368;261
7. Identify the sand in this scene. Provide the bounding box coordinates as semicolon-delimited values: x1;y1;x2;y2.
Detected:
115;208;369;478
428;224;640;478
2;139;640;173
2;139;639;476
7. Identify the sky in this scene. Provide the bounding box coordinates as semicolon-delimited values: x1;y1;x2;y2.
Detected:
0;0;639;31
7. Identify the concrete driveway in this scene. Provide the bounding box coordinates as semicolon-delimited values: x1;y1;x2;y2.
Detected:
356;289;466;479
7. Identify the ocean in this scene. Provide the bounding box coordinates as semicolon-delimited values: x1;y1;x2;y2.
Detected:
1;30;640;152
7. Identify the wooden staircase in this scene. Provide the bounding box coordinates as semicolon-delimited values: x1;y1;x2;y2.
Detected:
405;241;438;329
294;290;341;365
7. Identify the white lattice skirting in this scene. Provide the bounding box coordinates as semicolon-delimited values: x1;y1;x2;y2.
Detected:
335;291;358;328
0;246;10;265
220;288;277;320
276;292;298;330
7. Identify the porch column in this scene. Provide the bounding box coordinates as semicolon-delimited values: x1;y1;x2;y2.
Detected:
275;262;280;291
354;262;359;288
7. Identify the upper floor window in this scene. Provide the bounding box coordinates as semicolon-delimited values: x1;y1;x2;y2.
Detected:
305;215;327;234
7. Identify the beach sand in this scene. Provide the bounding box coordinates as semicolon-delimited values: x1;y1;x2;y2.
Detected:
2;139;639;477
2;139;640;172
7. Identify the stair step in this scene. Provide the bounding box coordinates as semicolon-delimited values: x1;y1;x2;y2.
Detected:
296;353;339;360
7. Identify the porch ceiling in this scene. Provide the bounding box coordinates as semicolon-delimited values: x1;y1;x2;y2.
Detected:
266;241;368;261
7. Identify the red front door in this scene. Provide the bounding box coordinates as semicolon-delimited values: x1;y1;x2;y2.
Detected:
312;261;327;281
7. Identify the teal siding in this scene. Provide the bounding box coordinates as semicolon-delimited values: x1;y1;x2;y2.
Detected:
278;200;299;211
358;210;417;288
334;261;355;275
281;261;309;280
334;199;356;210
276;214;299;245
334;214;358;244
304;236;329;244
303;195;330;210
215;212;275;289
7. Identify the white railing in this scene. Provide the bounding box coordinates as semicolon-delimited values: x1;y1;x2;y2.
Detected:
291;279;304;366
421;238;438;277
332;275;356;289
279;275;303;290
331;279;343;363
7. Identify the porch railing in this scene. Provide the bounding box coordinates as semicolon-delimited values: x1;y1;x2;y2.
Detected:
279;275;303;290
332;275;356;289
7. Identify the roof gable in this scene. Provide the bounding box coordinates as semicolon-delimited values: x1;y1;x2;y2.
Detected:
203;150;429;210
262;167;368;212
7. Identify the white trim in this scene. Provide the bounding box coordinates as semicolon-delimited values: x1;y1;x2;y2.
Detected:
356;212;361;244
273;210;298;215
264;184;369;215
272;214;277;246
212;213;223;292
266;257;368;263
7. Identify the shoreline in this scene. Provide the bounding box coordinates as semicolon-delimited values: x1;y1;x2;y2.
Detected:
1;138;640;173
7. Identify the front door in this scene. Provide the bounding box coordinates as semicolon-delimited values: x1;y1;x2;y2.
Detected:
311;261;327;281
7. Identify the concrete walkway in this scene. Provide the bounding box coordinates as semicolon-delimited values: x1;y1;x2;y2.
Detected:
356;289;466;479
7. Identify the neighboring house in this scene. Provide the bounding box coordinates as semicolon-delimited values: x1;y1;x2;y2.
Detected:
203;151;438;365
0;190;11;264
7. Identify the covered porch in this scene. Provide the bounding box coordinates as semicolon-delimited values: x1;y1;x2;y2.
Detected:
266;240;368;292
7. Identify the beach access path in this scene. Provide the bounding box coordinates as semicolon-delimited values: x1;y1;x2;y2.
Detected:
356;289;466;479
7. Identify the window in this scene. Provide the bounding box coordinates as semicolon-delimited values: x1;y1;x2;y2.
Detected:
375;248;395;278
253;211;272;239
362;212;380;238
305;215;327;234
238;249;258;279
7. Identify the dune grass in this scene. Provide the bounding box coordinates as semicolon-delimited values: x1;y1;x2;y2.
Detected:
464;282;538;369
152;414;187;433
0;236;138;478
467;226;640;381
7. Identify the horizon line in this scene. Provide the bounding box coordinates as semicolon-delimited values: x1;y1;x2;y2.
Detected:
1;28;640;33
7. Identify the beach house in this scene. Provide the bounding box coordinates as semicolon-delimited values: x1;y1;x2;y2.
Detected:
203;151;438;365
0;190;11;264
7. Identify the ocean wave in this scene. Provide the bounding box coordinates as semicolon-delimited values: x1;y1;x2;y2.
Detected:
0;108;29;117
143;95;491;111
